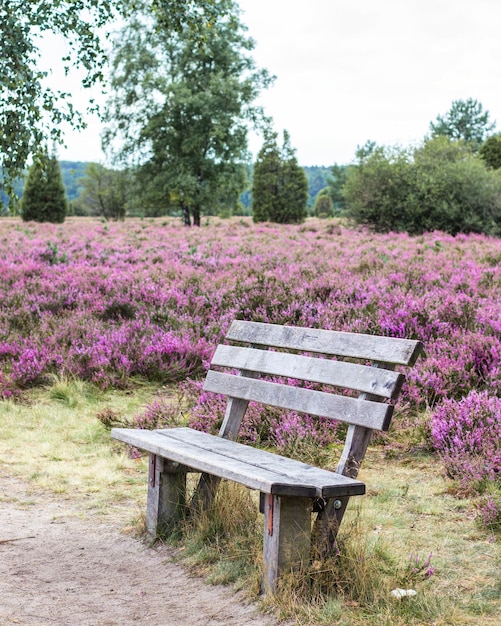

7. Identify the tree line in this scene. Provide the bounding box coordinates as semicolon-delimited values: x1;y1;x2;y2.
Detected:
1;160;332;219
2;2;501;235
12;96;501;237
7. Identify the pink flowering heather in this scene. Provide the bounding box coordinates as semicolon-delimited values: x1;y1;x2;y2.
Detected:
269;410;340;457
430;391;501;484
407;552;436;581
186;381;276;444
476;494;501;531
133;397;181;430
0;218;499;417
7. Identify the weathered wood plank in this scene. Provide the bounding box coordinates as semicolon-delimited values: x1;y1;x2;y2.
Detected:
218;369;259;440
111;427;365;498
203;370;394;431
145;454;187;538
162;427;365;498
112;428;309;495
212;344;404;399
226;320;424;365
262;495;312;594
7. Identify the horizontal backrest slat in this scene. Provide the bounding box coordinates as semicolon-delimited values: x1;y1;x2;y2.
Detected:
204;370;393;431
226;320;423;366
211;344;404;400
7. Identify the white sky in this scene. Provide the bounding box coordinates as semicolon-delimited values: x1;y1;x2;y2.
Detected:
55;0;501;166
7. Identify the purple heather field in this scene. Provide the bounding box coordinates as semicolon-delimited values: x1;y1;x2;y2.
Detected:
1;217;500;486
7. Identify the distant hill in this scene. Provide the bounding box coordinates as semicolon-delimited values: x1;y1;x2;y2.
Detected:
59;161;89;201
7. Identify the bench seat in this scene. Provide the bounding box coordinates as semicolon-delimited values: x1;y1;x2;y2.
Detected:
112;426;366;499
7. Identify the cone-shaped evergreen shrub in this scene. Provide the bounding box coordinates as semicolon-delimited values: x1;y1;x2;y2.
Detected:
252;131;307;224
274;133;308;224
21;152;68;223
252;135;281;223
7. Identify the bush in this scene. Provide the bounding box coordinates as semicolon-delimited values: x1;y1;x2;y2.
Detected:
344;145;414;233
480;133;501;170
476;494;501;532
411;137;501;235
344;137;501;236
313;189;334;218
430;390;501;486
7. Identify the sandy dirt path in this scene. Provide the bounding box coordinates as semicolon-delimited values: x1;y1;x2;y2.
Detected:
0;475;281;626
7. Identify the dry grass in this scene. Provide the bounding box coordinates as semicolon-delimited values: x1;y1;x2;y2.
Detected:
0;378;157;521
0;380;499;624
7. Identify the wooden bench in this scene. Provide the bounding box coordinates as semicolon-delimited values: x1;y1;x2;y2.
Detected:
112;321;423;593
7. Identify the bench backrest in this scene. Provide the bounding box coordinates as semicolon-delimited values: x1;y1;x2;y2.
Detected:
204;320;423;479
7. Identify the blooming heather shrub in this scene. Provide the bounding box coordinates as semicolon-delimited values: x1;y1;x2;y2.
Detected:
476;494;501;531
405;331;501;407
68;323;140;388
403;552;436;584
132;397;182;430
137;329;211;382
430;391;501;485
4;340;63;388
0;371;18;400
186;383;275;443
10;346;52;386
0;219;499;409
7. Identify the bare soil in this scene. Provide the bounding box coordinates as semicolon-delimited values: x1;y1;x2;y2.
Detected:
0;475;280;626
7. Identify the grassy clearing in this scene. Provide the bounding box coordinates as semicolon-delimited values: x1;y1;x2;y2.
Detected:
0;377;160;521
0;380;499;624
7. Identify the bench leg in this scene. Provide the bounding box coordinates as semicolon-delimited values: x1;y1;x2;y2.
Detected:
312;496;349;558
312;423;373;557
146;454;186;538
191;473;221;513
262;494;312;594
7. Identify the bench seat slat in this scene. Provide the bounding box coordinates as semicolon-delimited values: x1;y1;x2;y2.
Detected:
204;370;393;431
111;427;366;498
226;320;424;366
161;427;363;497
212;344;404;399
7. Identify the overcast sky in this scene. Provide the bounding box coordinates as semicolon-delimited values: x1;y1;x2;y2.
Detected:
56;0;501;166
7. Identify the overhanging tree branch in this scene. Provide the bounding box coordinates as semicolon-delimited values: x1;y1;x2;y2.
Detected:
0;0;233;201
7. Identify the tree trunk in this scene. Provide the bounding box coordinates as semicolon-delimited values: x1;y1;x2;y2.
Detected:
193;204;201;227
181;201;191;226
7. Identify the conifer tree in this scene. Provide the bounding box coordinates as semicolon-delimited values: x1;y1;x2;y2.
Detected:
272;131;308;224
480;133;501;170
21;152;68;223
251;133;281;222
252;131;307;224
